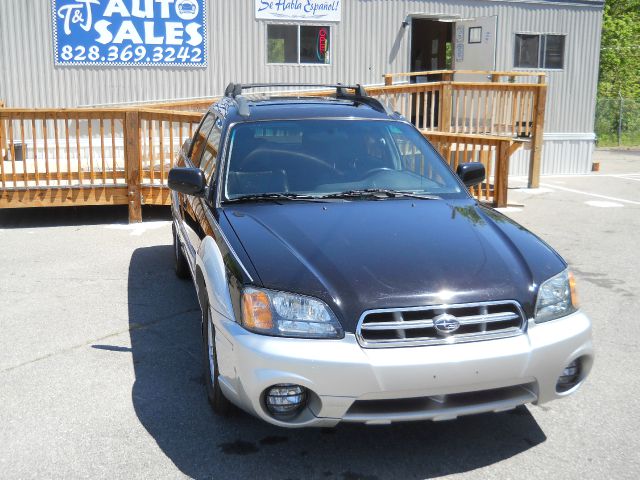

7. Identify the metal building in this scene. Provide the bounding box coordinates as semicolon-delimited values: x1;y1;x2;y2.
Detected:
0;0;604;175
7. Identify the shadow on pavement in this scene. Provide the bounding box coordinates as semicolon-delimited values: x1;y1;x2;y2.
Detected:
128;245;547;480
0;205;170;228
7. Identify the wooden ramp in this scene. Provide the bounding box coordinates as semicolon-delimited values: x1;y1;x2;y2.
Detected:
0;71;545;222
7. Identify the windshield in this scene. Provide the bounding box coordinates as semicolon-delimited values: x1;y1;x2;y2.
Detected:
224;120;464;200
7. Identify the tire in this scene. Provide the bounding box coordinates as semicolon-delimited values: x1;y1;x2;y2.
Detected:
172;223;189;279
202;302;232;416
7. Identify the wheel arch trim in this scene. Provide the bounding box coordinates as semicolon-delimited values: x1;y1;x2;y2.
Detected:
196;236;235;322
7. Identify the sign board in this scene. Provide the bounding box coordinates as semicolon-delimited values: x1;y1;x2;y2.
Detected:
255;0;341;22
317;27;328;57
454;24;465;62
51;0;207;67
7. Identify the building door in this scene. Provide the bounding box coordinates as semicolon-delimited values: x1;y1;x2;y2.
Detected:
410;19;452;80
453;16;498;81
410;19;452;128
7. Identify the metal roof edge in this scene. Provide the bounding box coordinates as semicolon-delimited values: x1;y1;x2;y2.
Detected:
477;0;604;9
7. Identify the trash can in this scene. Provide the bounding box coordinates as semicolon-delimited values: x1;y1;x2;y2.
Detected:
12;143;24;161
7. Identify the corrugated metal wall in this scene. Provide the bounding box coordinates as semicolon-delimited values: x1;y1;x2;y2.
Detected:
510;136;595;176
0;0;603;173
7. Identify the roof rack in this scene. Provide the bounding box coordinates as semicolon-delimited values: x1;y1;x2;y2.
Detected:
223;82;392;115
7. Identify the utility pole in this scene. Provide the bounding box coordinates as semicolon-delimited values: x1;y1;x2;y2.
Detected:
618;91;623;147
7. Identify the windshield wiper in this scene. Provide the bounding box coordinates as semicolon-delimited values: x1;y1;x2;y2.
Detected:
224;193;327;203
320;188;440;200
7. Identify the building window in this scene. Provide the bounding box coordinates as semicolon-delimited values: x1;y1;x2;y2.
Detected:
267;24;331;64
468;27;482;44
514;34;565;69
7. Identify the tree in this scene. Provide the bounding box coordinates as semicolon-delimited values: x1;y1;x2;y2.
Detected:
598;0;640;98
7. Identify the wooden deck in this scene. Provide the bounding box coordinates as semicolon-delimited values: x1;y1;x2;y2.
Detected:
0;71;546;221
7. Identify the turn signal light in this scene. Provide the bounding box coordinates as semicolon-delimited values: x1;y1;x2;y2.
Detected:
568;271;579;309
242;289;274;330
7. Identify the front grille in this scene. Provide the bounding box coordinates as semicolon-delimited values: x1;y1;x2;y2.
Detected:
356;301;526;348
343;383;537;423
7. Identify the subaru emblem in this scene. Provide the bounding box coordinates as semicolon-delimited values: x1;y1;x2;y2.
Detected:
433;313;461;334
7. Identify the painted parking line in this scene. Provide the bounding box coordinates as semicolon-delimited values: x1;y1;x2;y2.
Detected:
539;183;640;206
610;174;640;183
584;200;624;208
495;206;523;213
508;186;556;194
104;221;171;236
511;173;640;180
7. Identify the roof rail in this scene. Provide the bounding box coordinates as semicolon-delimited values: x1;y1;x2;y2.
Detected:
222;82;392;115
224;83;367;98
235;96;250;117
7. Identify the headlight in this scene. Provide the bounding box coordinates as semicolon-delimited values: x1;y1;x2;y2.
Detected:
241;287;344;339
534;269;578;323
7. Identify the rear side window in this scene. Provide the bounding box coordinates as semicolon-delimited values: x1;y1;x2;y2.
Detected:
200;121;222;183
189;113;215;167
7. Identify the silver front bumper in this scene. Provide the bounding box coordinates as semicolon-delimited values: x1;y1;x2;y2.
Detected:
213;310;593;428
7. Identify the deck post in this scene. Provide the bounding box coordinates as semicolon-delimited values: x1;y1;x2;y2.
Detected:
439;75;452;133
0;100;5;161
528;77;547;188
494;141;510;208
383;74;393;86
125;110;142;223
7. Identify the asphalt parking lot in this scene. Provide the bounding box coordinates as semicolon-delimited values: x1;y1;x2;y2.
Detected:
1;149;639;480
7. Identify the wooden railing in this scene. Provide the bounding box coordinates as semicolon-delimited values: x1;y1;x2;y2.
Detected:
383;69;546;84
0;108;127;188
425;132;524;208
0;106;201;221
0;106;520;219
136;108;201;213
381;70;547;188
139;98;215;112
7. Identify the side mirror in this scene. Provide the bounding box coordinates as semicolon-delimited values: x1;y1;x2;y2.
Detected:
168;167;206;196
456;162;485;188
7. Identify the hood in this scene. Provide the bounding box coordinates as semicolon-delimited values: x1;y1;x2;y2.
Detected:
223;199;566;332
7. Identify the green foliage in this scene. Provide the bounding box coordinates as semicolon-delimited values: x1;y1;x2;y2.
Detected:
595;97;640;146
598;0;640;98
268;39;285;64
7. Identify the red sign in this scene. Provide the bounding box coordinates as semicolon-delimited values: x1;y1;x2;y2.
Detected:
317;28;328;59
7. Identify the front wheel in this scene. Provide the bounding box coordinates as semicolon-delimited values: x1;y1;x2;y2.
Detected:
203;302;232;416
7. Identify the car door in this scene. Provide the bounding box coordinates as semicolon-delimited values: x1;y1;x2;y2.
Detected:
177;112;215;269
182;113;223;260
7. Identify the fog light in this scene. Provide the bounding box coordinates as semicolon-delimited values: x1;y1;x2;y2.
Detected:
557;358;582;393
264;384;307;417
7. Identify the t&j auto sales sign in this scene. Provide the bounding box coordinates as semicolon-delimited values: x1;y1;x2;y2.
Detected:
51;0;207;67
